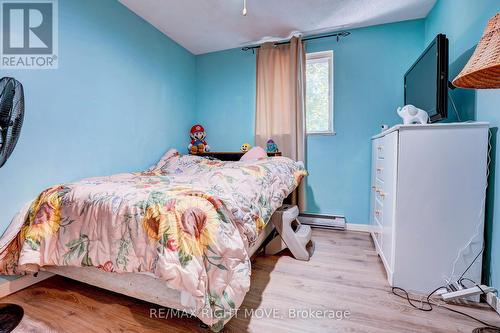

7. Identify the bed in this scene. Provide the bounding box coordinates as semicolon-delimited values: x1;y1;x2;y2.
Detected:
0;149;306;331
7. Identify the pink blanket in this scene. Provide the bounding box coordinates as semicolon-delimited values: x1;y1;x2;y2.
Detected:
0;150;306;330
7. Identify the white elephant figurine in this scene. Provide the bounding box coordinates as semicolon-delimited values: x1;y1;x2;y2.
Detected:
397;105;430;125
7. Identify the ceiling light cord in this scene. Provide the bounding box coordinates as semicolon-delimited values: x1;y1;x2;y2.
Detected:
242;0;247;16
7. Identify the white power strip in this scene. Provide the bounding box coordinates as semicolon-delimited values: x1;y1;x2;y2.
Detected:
441;285;495;301
486;292;500;316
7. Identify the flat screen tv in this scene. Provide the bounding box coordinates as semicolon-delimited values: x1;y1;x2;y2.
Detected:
404;34;449;123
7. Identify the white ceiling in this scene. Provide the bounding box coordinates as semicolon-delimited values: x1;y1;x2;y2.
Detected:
119;0;436;55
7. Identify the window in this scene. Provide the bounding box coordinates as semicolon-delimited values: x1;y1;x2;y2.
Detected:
306;51;334;134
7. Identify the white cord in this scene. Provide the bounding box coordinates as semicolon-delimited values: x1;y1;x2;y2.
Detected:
448;91;462;122
446;129;492;284
242;0;248;16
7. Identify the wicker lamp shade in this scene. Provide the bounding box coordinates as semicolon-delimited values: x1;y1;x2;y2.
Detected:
452;13;500;89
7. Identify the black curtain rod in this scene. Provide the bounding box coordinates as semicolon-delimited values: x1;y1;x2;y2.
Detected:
241;31;350;52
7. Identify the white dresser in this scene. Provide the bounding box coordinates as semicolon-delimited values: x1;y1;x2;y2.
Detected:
370;122;489;293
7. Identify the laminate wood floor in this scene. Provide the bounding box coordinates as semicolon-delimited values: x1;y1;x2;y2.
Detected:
2;229;499;332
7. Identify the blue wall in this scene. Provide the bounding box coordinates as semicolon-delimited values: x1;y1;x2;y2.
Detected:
0;0;196;236
424;0;500;291
195;49;256;149
195;20;424;224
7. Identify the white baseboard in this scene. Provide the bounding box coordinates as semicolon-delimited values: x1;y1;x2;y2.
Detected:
0;272;54;298
346;223;372;233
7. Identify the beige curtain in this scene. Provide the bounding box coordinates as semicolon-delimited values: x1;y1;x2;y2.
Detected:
255;37;307;211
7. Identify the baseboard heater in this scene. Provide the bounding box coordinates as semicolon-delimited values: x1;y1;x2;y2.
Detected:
298;212;346;230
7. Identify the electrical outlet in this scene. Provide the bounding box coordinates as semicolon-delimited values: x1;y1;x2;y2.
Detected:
486;292;500;316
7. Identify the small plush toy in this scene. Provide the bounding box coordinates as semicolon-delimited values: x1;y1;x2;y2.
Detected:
240;143;252;153
266;138;278;153
397;105;429;125
188;124;210;154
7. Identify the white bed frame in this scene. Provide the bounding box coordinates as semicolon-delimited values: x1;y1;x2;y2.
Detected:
0;155;286;325
41;221;275;314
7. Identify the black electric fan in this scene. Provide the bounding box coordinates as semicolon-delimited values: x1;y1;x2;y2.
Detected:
0;77;24;169
0;77;24;333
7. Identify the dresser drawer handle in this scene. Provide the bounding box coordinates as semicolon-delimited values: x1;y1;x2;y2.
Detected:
376;168;383;172
375;210;381;216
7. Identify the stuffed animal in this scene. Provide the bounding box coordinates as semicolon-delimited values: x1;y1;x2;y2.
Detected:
397;105;429;125
188;124;210;154
266;139;278;153
240;143;252;153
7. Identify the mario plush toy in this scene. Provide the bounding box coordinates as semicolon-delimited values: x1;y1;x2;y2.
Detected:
188;124;210;154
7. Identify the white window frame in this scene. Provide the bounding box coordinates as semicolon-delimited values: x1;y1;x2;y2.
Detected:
305;50;335;135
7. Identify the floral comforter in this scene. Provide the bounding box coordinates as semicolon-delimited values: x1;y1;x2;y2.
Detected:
0;150;306;330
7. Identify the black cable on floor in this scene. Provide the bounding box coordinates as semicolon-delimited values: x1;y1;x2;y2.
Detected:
391;286;500;330
391;286;441;312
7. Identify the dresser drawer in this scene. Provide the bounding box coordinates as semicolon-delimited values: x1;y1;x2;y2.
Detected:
374;197;383;224
372;137;385;160
374;178;388;201
372;229;382;251
375;158;385;182
376;142;385;159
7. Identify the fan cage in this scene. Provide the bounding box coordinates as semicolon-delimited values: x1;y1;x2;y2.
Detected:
0;77;25;168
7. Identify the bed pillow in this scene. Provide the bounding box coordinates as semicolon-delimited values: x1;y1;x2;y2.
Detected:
148;148;180;171
240;146;267;161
